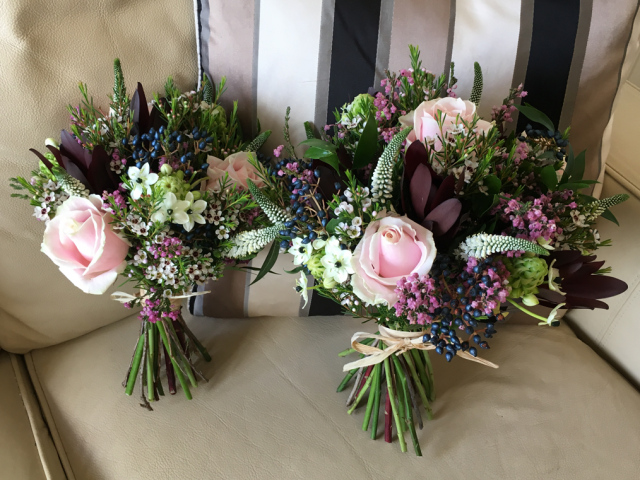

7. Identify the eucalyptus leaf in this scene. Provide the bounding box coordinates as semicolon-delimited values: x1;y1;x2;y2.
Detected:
560;144;575;184
352;111;379;169
571;150;586;182
539;165;558;191
559;182;590;191
250;240;280;285
299;138;336;151
304;146;336;159
515;103;555;132
325;218;340;234
285;266;305;274
600;208;620;226
484;175;502;195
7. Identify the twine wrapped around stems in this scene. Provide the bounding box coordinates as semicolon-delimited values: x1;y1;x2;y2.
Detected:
343;325;498;372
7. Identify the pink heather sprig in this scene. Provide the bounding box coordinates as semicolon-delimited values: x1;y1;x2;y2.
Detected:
491;191;574;245
492;83;528;133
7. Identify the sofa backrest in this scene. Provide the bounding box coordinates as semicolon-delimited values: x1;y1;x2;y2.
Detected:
0;0;197;353
567;73;640;389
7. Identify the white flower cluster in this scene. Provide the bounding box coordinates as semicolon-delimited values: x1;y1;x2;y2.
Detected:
32;180;69;222
145;258;180;285
126;213;150;236
458;233;549;260
227;224;281;258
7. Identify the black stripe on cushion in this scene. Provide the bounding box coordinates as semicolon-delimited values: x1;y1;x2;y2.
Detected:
516;0;581;133
326;0;383;125
308;279;344;316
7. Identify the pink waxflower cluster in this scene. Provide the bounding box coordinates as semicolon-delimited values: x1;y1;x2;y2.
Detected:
491;191;575;245
491;84;528;128
147;236;184;260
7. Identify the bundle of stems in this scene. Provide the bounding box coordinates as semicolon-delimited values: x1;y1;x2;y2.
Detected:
337;338;436;455
123;308;211;410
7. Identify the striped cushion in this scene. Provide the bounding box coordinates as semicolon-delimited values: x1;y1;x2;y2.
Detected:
193;0;640;317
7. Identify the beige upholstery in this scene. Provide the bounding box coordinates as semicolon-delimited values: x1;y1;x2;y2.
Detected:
26;312;640;480
0;0;198;353
566;82;640;388
0;352;48;480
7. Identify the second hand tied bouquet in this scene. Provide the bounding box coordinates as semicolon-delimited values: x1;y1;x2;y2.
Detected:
229;46;629;454
10;60;271;408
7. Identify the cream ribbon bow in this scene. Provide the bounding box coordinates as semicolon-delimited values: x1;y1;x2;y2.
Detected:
343;325;499;372
111;289;211;304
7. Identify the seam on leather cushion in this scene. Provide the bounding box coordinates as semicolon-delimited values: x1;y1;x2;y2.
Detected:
10;354;67;480
25;353;76;480
606;163;640;199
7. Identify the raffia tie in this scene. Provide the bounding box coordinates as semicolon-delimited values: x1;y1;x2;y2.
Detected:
110;289;210;308
343;325;499;372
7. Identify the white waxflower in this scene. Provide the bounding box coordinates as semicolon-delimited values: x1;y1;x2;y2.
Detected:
295;272;309;308
321;247;354;283
289;237;313;265
127;163;159;200
151;192;189;224
362;198;372;211
352;216;362;227
173;192;207;232
33;203;50;221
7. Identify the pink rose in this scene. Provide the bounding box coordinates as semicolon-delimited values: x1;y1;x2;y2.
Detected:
399;97;493;150
41;195;130;294
205;152;264;190
350;215;437;306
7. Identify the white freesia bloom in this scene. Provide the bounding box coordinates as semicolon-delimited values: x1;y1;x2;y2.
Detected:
151;192;189;224
547;259;564;293
172;192;207;232
321;247;354;284
127;163;159;200
289;237;313;265
295;272;309;308
538;303;566;326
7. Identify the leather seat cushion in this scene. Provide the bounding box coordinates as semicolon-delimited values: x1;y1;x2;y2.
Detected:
27;313;640;479
0;352;47;480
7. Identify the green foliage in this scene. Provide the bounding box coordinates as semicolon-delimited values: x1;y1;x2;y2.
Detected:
352;111;379;169
515;103;555;132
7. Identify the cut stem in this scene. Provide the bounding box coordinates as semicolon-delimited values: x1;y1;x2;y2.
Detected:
361;364;380;428
404;352;433;420
158;321;192;400
384;390;392;443
177;314;212;362
384;355;407;453
348;365;376;415
394;355;422;456
125;333;145;396
147;324;156;402
371;356;383;440
422;350;436;402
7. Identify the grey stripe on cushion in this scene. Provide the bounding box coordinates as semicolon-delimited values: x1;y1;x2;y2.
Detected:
388;0;453;74
570;0;640;186
201;0;259;136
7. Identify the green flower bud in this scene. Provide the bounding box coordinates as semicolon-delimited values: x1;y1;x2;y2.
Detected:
322;274;337;289
341;93;376;123
503;253;549;300
160;163;173;176
307;253;325;278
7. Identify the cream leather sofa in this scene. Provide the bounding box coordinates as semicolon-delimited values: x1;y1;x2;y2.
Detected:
2;2;640;479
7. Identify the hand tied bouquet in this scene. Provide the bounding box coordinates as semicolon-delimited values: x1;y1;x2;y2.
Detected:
229;46;629;454
10;60;271;408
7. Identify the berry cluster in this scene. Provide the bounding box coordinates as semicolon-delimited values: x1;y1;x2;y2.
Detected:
391;254;510;362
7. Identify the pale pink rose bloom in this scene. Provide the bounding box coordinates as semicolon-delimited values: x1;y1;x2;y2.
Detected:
399;97;493;150
205;152;264;190
350;215;436;306
41;195;130;295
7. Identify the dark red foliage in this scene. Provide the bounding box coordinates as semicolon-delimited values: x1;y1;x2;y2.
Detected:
537;251;628;310
401;141;462;238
